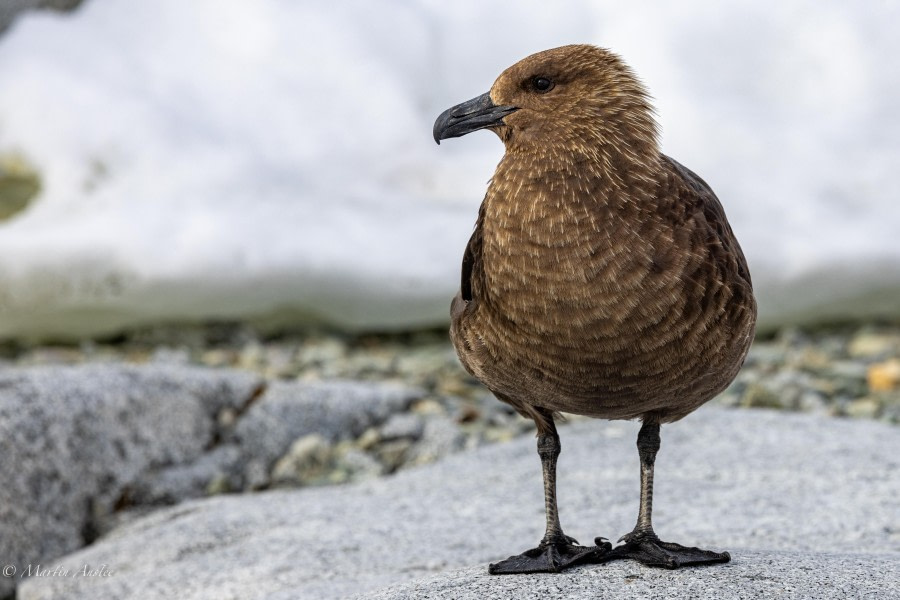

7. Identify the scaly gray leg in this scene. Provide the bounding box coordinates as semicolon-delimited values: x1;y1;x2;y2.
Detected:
489;411;611;574
594;419;730;569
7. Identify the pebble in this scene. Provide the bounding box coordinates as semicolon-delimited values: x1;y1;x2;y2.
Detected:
867;358;900;392
375;439;413;471
333;446;383;482
356;428;381;451
848;330;898;358
271;434;332;485
410;398;445;416
740;383;782;409
206;474;231;495
379;413;425;441
845;398;881;419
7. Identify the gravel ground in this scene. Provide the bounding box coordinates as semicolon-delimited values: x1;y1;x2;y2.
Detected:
2;322;898;490
4;321;899;420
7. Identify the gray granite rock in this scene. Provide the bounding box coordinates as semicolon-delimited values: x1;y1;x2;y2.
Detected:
229;380;420;486
361;552;900;600
405;414;465;465
379;413;425;441
16;408;900;600
0;364;262;598
131;444;244;504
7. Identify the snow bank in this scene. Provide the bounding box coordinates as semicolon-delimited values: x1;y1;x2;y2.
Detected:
0;0;898;340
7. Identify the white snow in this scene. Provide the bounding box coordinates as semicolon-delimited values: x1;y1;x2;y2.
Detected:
0;0;898;340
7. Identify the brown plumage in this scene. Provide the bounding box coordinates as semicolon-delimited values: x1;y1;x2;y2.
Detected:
434;44;756;574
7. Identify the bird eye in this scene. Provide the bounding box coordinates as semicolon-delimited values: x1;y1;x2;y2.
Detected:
532;77;554;93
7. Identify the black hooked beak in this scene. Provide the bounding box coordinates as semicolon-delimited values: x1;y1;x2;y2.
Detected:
433;92;518;144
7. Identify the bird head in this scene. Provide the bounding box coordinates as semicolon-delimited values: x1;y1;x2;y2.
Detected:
434;44;658;157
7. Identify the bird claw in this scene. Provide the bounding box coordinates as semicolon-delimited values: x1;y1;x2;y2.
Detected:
555;533;581;546
616;529;656;544
488;538;610;575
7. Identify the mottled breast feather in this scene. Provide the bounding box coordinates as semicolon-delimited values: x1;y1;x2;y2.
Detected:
450;151;757;425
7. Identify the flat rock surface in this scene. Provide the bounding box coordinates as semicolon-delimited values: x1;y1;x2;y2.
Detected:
0;364;262;599
362;552;900;600
0;364;424;599
17;408;900;600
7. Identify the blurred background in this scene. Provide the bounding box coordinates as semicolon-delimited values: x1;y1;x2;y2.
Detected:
2;0;900;408
0;0;899;416
1;0;899;342
1;3;899;597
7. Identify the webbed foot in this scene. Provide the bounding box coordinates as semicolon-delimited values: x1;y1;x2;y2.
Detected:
488;535;612;575
595;531;730;569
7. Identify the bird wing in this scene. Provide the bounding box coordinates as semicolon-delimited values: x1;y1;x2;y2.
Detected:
661;154;753;288
460;203;485;302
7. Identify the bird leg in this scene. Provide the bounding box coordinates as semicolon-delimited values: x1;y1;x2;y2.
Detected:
595;419;730;569
489;412;611;575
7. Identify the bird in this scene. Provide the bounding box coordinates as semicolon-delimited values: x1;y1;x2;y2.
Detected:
433;44;757;574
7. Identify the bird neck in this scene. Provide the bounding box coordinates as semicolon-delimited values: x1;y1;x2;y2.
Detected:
491;143;660;210
479;143;664;292
478;145;660;327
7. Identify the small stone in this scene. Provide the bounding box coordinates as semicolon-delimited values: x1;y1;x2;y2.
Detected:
263;344;299;378
376;439;413;471
462;433;482;451
829;361;868;381
206;474;231;495
334;447;384;481
380;413;425;441
394;346;451;376
201;349;235;367
238;341;265;370
356;427;381;450
411;398;445;416
845;398;881;419
296;337;347;367
795;347;832;371
297;371;324;382
867;359;900;392
848;331;897;359
271;434;332;485
342;350;396;377
740;383;783;409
